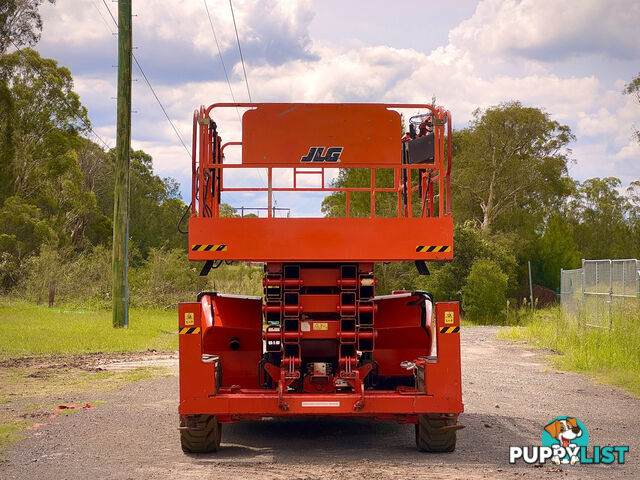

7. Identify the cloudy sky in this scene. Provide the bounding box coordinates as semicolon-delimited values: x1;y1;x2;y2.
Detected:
36;0;640;215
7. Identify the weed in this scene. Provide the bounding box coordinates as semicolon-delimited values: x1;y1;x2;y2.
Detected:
498;305;640;396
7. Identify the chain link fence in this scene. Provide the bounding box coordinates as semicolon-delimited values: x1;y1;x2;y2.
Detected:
560;259;640;329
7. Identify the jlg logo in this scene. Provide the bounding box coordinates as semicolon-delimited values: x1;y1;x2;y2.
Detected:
300;146;343;163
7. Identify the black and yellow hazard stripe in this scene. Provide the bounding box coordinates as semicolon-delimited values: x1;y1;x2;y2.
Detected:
191;244;227;252
179;327;201;335
416;245;451;253
439;326;460;334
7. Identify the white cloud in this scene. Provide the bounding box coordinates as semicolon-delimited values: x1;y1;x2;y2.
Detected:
449;0;640;62
35;0;640;214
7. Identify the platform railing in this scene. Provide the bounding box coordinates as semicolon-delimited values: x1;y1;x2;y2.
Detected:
191;103;452;220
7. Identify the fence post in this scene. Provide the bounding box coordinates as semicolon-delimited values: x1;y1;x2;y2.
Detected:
581;259;585;314
608;259;613;332
528;260;534;315
637;260;640;300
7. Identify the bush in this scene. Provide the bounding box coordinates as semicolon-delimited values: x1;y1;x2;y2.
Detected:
18;244;264;309
130;248;263;308
416;222;517;303
64;245;113;308
462;258;508;323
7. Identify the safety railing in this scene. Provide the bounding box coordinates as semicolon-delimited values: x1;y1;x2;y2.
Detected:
190;103;452;221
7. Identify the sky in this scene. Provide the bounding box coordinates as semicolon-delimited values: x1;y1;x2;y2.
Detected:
35;0;640;216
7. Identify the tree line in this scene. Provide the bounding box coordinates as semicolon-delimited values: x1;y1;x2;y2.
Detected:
323;99;640;322
1;2;638;319
0;47;188;301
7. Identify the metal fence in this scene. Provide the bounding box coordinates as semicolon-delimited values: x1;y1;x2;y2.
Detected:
560;259;640;329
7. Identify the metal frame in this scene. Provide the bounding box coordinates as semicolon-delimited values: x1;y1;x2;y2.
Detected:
561;259;639;330
188;103;454;263
178;299;462;421
179;102;463;428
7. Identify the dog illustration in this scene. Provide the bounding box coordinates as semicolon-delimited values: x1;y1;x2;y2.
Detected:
544;417;583;464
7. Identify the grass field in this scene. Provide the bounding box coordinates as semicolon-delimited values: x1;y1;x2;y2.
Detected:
498;306;640;396
0;301;178;360
0;300;177;458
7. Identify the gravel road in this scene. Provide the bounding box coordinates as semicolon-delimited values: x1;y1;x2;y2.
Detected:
2;326;638;479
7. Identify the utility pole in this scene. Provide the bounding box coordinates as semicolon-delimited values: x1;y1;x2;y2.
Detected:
112;0;132;328
528;260;534;315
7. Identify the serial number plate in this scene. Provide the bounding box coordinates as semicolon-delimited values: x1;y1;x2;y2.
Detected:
301;401;340;407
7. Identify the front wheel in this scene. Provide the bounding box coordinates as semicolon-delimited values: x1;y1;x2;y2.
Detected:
415;413;458;452
180;414;222;453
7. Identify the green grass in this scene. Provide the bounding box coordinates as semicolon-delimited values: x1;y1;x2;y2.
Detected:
498;305;640;396
0;300;177;459
0;420;21;459
0;300;178;360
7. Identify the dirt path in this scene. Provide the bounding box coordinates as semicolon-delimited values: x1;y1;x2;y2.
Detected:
2;327;638;479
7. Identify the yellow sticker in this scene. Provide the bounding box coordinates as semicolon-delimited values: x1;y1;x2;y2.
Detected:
184;312;195;326
313;322;328;331
444;311;454;324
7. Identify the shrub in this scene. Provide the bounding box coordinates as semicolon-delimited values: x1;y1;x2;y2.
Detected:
462;258;508;323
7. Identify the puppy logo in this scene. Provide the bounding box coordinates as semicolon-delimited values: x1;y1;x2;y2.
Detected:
542;416;589;465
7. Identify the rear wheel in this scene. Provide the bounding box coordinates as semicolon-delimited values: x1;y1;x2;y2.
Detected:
180;414;222;453
415;413;458;452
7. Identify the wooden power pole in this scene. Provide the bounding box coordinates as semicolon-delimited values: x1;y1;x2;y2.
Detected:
112;0;132;328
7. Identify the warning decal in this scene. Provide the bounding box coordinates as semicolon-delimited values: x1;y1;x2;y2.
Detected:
179;327;201;335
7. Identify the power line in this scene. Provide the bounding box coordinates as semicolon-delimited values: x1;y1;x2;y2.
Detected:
101;0;191;158
91;0;115;33
203;0;241;123
228;0;252;102
132;56;191;157
224;0;270;196
204;1;269;193
8;39;112;150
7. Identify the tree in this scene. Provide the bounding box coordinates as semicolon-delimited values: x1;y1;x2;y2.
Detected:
627;180;640;258
416;221;518;303
530;215;581;290
0;49;104;251
0;48;89;199
25;241;67;306
94;149;187;260
568;177;633;259
322;168;399;219
220;203;238;218
453;102;575;235
0;195;55;291
0;0;55;54
625;72;640;143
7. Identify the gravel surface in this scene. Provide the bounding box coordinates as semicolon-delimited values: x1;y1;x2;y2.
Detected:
2;326;638;479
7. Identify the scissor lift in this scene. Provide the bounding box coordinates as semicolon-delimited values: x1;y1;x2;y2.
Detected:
178;103;463;453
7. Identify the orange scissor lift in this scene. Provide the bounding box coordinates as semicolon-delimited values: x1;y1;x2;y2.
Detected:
178;103;463;453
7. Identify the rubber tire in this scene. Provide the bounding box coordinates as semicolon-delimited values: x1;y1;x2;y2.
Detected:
415;413;457;452
180;414;222;453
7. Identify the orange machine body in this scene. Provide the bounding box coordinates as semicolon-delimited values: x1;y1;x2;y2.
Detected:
179;102;462;427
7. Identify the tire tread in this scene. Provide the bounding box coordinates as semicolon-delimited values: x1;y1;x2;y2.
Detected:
180;414;221;453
